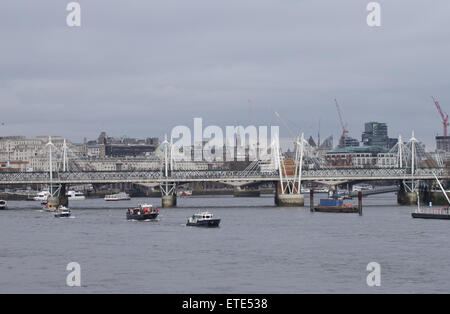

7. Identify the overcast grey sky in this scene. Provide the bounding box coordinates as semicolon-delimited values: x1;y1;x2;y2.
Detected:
1;0;449;149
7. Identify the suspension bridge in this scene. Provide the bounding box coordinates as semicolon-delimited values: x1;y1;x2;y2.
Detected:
0;133;447;207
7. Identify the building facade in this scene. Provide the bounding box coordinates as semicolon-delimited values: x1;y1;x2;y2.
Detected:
362;122;397;149
325;146;396;168
435;136;450;152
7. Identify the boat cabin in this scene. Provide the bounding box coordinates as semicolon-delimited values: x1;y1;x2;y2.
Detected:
192;212;213;219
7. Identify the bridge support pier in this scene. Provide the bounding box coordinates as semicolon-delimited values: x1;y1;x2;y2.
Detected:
397;190;417;205
275;182;304;207
162;194;177;208
275;193;304;207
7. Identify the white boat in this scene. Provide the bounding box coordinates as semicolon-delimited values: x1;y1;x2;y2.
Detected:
66;191;85;200
33;190;51;201
177;190;193;197
0;200;7;210
352;184;373;192
104;192;131;201
54;206;72;218
186;211;221;227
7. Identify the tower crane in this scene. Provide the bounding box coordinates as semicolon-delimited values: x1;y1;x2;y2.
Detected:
334;99;349;138
274;111;295;139
432;96;448;152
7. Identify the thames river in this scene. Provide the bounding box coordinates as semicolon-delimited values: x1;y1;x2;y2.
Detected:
0;193;449;293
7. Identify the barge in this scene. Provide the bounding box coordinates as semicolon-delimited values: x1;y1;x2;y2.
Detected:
314;198;359;213
412;173;450;220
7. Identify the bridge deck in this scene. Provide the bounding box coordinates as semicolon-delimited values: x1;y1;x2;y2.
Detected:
0;168;447;185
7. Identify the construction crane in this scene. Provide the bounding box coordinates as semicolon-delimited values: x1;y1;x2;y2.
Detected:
334;99;349;138
432;96;449;152
274;111;296;139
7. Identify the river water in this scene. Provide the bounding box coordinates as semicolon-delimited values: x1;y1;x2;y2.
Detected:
0;193;449;293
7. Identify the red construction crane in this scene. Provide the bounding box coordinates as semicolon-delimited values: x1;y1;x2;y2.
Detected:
334;99;349;138
432;96;449;151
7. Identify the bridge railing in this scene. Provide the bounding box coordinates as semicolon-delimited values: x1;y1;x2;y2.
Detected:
58;171;164;181
302;167;448;178
169;170;279;179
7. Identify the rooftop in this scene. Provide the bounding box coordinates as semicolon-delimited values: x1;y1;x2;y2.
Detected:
328;145;388;154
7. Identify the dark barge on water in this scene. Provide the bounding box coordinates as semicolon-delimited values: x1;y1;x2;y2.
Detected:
127;204;159;221
412;173;450;220
412;209;450;220
311;189;363;215
314;198;359;213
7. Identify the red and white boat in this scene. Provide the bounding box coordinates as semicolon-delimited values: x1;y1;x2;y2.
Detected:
104;192;131;201
177;190;192;197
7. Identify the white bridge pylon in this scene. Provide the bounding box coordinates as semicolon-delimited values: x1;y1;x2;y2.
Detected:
160;135;176;196
388;131;426;192
275;133;307;195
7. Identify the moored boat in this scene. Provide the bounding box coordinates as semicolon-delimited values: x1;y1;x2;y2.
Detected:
66;191;86;200
412;209;450;220
126;204;159;221
412;174;450;220
105;192;131;201
352;184;373;192
314;193;359;213
0;200;7;210
33;190;50;201
177;190;193;197
186;212;221;227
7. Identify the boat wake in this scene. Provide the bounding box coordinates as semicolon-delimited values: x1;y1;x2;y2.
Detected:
127;218;159;222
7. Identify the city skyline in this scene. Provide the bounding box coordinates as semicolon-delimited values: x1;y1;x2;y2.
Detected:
0;1;449;148
0;118;436;153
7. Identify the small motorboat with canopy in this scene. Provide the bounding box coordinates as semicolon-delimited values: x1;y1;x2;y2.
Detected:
126;204;159;221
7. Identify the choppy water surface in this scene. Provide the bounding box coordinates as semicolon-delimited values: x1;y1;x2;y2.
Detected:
0;193;449;293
